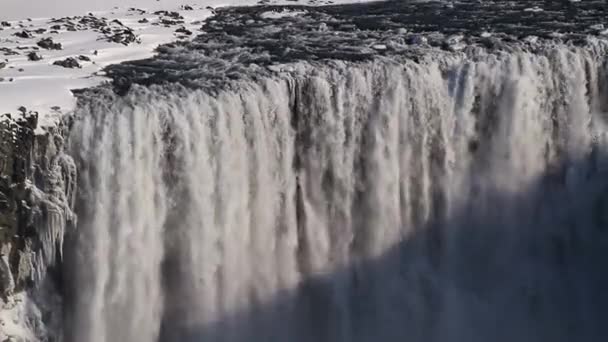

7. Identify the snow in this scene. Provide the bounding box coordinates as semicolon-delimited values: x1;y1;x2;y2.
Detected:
0;0;375;21
0;6;214;129
0;294;37;341
260;9;308;19
0;1;379;132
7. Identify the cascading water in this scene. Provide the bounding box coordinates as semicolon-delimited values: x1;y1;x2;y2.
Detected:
65;38;608;342
51;1;608;341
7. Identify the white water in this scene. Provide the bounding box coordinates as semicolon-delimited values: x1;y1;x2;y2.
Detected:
68;42;608;342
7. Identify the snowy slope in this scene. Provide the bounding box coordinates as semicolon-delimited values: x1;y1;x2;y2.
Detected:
0;6;213;130
0;0;377;131
1;0;373;21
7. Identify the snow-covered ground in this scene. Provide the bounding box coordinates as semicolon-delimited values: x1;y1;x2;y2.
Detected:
1;0;372;21
0;5;215;129
0;0;374;131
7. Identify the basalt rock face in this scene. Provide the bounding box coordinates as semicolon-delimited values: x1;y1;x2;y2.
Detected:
0;113;76;341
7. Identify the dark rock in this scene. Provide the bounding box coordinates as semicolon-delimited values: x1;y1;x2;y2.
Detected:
161;19;184;26
52;57;81;68
14;30;33;39
50;25;62;30
0;48;19;56
168;11;183;19
107;29;139;45
0;22;10;27
27;52;43;61
138;18;149;24
129;8;147;14
77;55;91;61
182;5;194;10
0;62;5;70
37;38;62;50
155;11;184;20
175;27;193;35
34;28;46;34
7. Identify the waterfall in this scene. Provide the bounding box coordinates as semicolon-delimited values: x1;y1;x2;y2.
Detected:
67;42;608;342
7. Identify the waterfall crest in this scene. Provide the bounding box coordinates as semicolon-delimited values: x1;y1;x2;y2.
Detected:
68;43;608;342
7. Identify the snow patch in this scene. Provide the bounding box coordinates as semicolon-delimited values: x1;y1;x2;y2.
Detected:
260;9;308;19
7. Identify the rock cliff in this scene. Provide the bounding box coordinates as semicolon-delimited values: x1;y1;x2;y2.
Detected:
0;112;76;341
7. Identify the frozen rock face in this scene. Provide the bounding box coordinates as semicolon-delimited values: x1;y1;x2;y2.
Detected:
0;113;76;341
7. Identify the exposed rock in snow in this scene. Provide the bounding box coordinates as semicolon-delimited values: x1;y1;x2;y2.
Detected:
0;5;214;132
26;52;42;61
36;38;62;51
53;57;81;69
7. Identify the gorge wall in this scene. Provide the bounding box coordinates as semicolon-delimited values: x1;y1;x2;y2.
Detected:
0;113;75;341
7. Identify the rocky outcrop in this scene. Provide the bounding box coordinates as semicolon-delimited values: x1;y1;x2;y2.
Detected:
0;112;76;341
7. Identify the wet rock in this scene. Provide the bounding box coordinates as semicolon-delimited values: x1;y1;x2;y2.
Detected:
37;38;62;50
52;57;81;69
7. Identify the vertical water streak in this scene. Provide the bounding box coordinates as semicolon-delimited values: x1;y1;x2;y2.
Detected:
69;43;608;342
